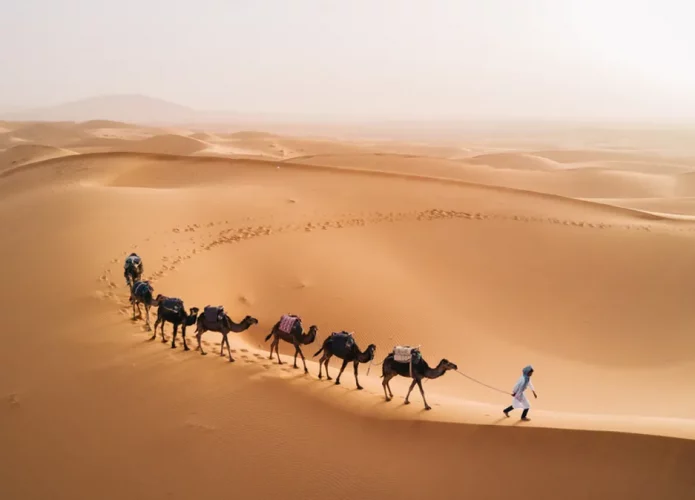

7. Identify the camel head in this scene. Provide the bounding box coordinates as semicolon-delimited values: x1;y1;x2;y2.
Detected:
243;315;259;327
305;325;318;342
438;359;458;372
185;307;199;326
364;344;377;361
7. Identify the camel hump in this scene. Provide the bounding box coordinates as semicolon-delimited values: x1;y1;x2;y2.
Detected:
133;280;152;296
393;345;421;364
331;331;354;341
279;314;300;334
203;305;225;324
332;330;353;337
329;331;355;353
161;297;183;312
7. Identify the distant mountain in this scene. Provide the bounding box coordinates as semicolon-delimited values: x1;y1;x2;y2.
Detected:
1;94;199;125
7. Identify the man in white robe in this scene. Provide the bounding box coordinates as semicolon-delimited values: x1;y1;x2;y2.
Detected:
503;365;537;421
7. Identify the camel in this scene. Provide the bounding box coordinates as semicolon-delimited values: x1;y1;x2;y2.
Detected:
124;253;143;288
313;331;376;390
129;280;159;330
152;296;199;350
381;348;457;410
194;305;258;362
264;314;318;373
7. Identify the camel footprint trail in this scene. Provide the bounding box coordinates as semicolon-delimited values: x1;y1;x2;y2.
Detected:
96;204;668;312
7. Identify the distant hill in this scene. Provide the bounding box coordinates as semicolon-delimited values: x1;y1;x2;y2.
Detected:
1;94;198;125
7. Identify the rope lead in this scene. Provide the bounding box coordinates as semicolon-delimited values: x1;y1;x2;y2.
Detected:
454;370;509;395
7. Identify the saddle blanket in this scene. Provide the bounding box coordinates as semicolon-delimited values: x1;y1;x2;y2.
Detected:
133;281;151;296
279;314;299;334
393;345;417;363
161;298;183;313
204;305;224;324
329;331;355;354
332;331;354;338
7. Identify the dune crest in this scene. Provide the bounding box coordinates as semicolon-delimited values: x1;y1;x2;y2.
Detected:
463;151;561;170
0;143;77;171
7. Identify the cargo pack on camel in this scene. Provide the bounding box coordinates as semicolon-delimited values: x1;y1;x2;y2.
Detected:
393;345;422;377
278;314;301;335
203;305;226;327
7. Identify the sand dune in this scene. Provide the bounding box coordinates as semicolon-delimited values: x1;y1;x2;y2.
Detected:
76;119;137;130
69;133;210;155
463;151;562;170
1;123;695;500
0;143;77;172
1;121;86;147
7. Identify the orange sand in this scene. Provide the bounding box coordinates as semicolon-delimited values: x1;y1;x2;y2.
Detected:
1;120;694;500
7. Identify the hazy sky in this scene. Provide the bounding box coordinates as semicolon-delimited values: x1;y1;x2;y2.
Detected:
2;0;694;120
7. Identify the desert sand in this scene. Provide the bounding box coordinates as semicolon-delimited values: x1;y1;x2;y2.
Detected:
1;120;694;500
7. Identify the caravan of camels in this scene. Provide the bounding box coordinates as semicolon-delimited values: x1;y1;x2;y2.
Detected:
123;251;473;412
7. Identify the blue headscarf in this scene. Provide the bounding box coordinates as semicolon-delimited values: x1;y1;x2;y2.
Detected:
519;365;534;392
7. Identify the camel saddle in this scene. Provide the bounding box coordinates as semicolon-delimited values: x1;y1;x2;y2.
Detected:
393;345;421;364
329;331;355;354
132;281;152;296
124;255;141;269
204;305;225;325
160;297;183;314
279;314;300;334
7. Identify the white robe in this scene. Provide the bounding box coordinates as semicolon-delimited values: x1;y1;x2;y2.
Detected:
511;376;535;410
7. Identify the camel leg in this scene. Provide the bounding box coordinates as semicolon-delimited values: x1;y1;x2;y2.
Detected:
224;334;234;362
382;373;395;401
144;304;151;330
273;339;283;365
151;315;160;341
317;354;326;378
268;334;276;360
353;360;363;390
324;355;333;380
181;325;190;351
416;379;431;410
160;318;167;343
404;379;418;405
320;354;332;380
335;358;349;385
196;329;207;355
220;335;226;357
171;323;178;349
295;344;308;373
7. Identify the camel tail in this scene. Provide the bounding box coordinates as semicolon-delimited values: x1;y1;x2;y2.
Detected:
264;331;273;342
313;346;324;357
